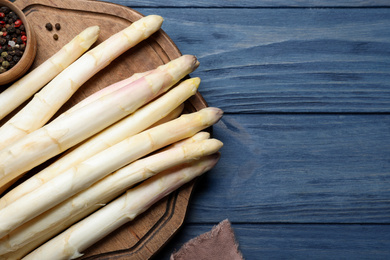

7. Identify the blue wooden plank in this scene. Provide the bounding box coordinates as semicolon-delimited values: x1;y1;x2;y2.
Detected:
133;8;390;113
108;0;390;8
181;114;390;223
155;223;390;260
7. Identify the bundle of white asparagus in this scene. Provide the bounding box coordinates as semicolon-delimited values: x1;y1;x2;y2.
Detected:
0;14;223;260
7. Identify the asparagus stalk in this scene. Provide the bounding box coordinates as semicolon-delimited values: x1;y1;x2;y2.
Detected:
0;26;100;121
149;102;184;128
63;70;151;116
0;138;222;257
0;15;163;150
0;55;199;194
0;107;223;238
22;153;220;260
0;77;199;208
165;131;210;149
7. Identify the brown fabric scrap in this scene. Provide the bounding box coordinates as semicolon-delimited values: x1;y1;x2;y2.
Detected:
170;219;244;260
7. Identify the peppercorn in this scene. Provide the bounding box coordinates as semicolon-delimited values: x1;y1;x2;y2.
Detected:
16;36;22;44
2;60;9;68
45;22;53;31
14;19;22;28
7;25;15;33
0;7;9;14
0;5;27;73
53;34;58;41
12;55;20;63
55;23;61;30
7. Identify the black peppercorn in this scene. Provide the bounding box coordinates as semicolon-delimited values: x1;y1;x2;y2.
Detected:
45;22;53;31
16;36;23;44
12;55;20;63
0;5;28;73
7;26;15;33
0;7;8;14
55;23;61;30
15;49;23;56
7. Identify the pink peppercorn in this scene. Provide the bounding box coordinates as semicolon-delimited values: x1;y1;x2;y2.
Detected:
14;19;22;27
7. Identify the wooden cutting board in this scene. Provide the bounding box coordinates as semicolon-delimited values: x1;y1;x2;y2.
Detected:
8;0;207;258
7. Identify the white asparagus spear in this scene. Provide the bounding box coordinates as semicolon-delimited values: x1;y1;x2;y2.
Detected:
22;153;220;260
0;107;223;238
0;138;221;257
164;131;210;149
0;77;199;207
0;15;163;150
0;26;100;121
149;102;184;128
63;70;151;115
0;55;199;194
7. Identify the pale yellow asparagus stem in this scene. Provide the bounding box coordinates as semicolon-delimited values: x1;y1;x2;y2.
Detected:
0;15;163;150
165;131;210;149
0;26;100;121
0;55;199;194
63;70;151;116
0;107;223;238
0;77;199;208
22;153;220;260
149;103;184;128
0;139;222;257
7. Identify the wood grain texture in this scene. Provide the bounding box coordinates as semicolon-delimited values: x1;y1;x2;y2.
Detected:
3;0;207;258
4;0;390;259
183;114;390;223
156;224;390;260
136;8;390;113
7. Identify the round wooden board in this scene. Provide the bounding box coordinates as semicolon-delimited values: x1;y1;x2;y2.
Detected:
5;0;208;258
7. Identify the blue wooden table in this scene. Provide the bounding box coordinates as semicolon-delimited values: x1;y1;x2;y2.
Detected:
109;1;390;259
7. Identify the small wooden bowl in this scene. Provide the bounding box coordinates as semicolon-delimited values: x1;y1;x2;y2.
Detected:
0;0;36;85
